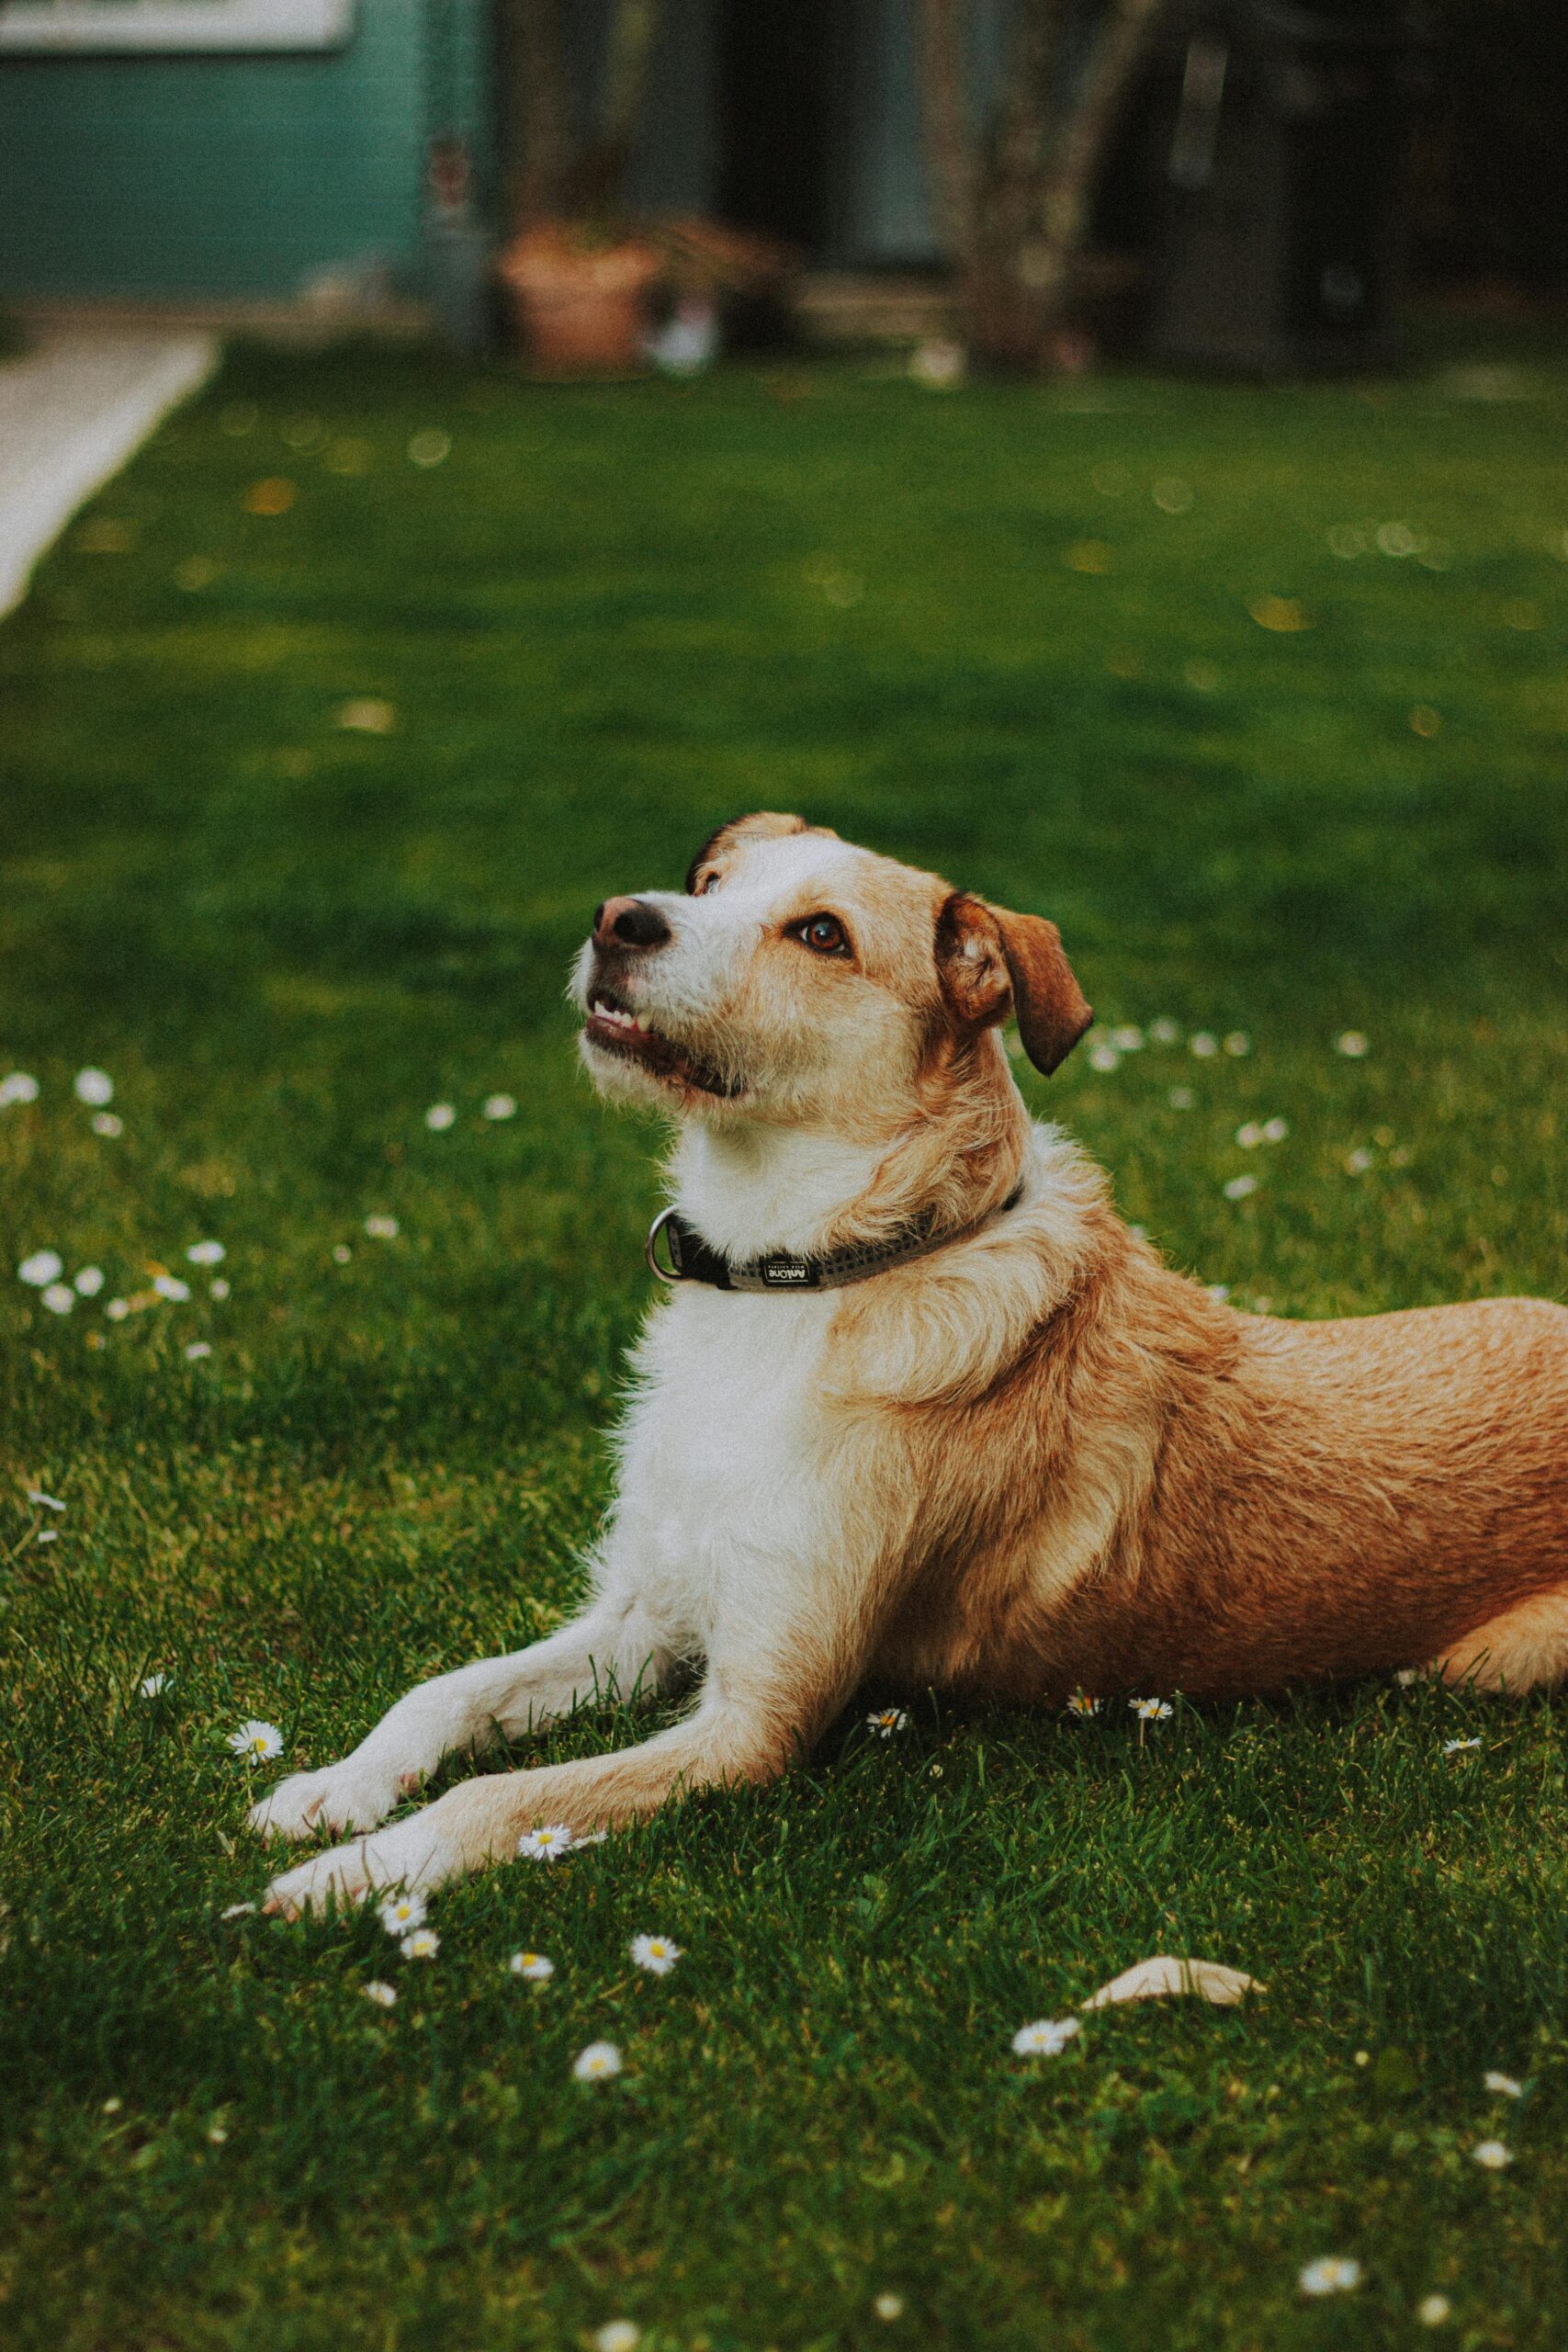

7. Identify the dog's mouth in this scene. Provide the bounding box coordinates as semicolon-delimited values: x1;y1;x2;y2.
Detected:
584;984;739;1099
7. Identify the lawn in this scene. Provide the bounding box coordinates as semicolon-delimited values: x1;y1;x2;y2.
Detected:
2;324;1568;2352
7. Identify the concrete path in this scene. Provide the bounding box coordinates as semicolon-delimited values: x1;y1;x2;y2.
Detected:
0;326;218;616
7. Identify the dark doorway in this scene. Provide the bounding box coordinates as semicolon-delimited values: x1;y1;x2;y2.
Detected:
716;0;836;254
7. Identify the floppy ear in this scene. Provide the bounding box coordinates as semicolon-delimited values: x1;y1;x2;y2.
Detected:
935;892;1093;1076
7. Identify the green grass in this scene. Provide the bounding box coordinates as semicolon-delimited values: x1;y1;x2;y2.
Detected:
3;323;1568;2352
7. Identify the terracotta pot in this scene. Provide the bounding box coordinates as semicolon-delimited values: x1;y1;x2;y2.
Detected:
498;226;663;377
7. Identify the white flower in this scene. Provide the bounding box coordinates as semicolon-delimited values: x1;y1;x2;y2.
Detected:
139;1672;169;1698
362;1981;398;2008
1299;2256;1361;2297
1472;2139;1512;2170
208;2123;228;2144
1261;1115;1289;1143
1148;1018;1181;1046
1235;1122;1262;1149
184;1341;212;1363
152;1274;190;1303
1087;1043;1121;1073
227;1719;284;1764
36;1527;58;1544
1336;1031;1370;1057
333;1245;353;1263
1131;1697;1173;1721
866;1708;908;1737
1394;1668;1421;1686
41;1283;75;1315
630;1933;682;1976
594;2324;639;2352
424;1102;457;1132
1206;1283;1230;1303
27;1488;65;1512
482;1093;517;1121
1417;2294;1451;2326
186;1241;225;1266
1223;1032;1250;1057
209;1278;230;1300
365;1215;400;1240
18;1250;63;1287
1443;1737;1480;1755
0;1072;39;1106
105;1298;130;1321
1345;1147;1374;1174
1189;1032;1219;1057
510;1951;555;1981
73;1266;105;1296
73;1068;114;1106
1066;1691;1102;1716
400;1928;440;1961
1223;1174;1259;1202
1011;2018;1080;2056
1110;1024;1145;1052
572;2041;623;2082
91;1111;124;1138
378;1892;427;1936
1483;2070;1523;2098
1168;1085;1194;1110
873;2294;905;2322
518;1824;576;1861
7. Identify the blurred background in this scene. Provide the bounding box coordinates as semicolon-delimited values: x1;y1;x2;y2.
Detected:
0;0;1563;379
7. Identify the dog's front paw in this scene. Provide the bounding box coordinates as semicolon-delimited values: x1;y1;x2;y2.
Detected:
262;1810;459;1917
249;1757;406;1844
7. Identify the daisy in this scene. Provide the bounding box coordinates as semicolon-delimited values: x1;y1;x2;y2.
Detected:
0;1072;39;1106
400;1928;439;1961
594;2324;639;2352
1394;1668;1421;1686
1066;1690;1102;1716
866;1708;908;1737
92;1113;124;1138
378;1891;427;1936
1262;1116;1289;1143
1417;2295;1451;2327
1235;1122;1263;1149
1131;1697;1173;1721
1087;1043;1121;1073
424;1103;457;1132
139;1672;169;1699
1345;1147;1374;1174
105;1299;130;1321
482;1094;517;1121
27;1489;65;1512
509;1951;555;1981
1483;2069;1523;2097
1223;1032;1251;1057
71;1268;106;1300
1336;1031;1370;1058
333;1246;353;1264
873;2294;905;2322
1472;2140;1512;2170
362;1981;398;2008
1012;2018;1080;2056
1110;1024;1145;1053
185;1341;213;1363
227;1719;284;1764
1148;1019;1181;1046
73;1069;114;1106
207;2123;228;2144
1223;1174;1259;1201
519;1824;577;1861
1299;2256;1361;2297
18;1250;63;1287
209;1278;230;1300
1443;1737;1481;1755
37;1528;58;1544
186;1241;225;1267
572;2041;623;2083
630;1933;682;1976
41;1283;75;1314
1189;1032;1219;1058
365;1215;399;1240
152;1274;191;1303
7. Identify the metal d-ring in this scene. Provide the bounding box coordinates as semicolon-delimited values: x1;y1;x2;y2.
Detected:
645;1205;683;1283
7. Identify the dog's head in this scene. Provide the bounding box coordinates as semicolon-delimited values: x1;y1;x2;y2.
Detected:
571;813;1091;1127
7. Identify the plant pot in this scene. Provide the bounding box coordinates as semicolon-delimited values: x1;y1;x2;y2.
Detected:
498;226;663;377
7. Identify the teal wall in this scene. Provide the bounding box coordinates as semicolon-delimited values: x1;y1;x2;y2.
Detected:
0;0;494;300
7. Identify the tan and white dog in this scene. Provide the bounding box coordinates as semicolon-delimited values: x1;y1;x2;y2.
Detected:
255;814;1568;1915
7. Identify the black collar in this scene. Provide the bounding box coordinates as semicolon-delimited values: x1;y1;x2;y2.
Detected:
645;1184;1025;1295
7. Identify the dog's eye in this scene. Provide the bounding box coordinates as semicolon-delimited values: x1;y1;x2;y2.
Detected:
793;914;850;957
692;871;719;896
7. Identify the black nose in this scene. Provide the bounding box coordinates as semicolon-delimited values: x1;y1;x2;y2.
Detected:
593;896;672;952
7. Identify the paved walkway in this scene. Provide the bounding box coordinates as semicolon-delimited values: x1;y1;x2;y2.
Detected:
0;325;218;616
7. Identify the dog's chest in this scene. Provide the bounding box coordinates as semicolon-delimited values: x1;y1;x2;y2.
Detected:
615;1291;836;1627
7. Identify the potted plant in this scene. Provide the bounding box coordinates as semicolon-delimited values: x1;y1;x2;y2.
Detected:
495;0;666;375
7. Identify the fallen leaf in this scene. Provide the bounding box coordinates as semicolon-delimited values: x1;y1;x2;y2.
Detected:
1081;1955;1262;2009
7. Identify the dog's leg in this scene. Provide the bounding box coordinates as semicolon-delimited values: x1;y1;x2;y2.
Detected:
261;1622;851;1916
249;1593;674;1844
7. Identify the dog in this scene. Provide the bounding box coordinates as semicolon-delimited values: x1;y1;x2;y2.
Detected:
255;813;1568;1915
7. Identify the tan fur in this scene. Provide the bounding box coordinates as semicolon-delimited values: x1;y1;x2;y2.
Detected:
254;819;1568;1912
